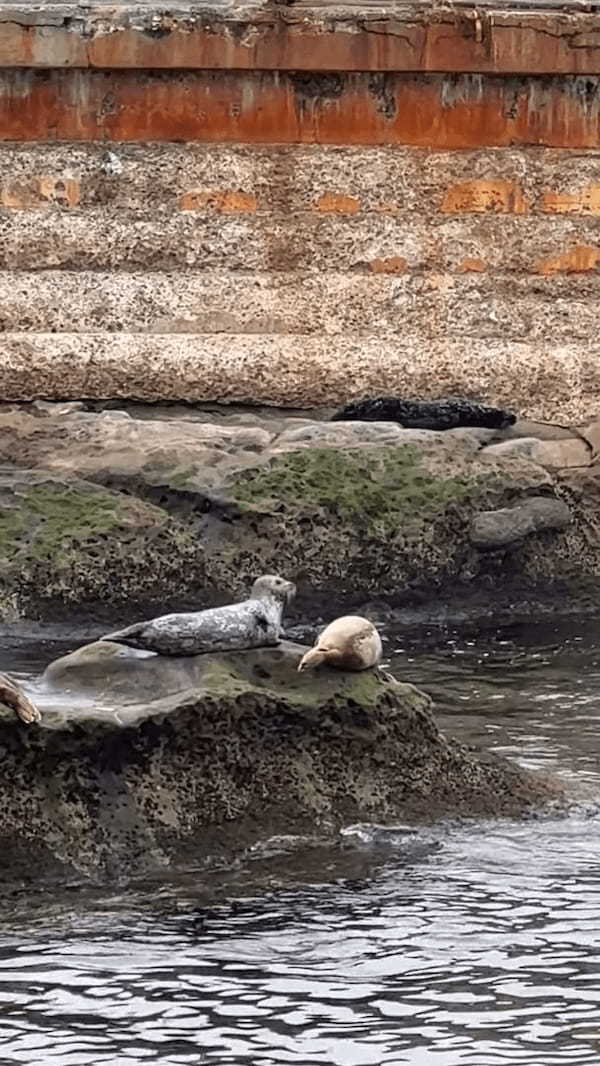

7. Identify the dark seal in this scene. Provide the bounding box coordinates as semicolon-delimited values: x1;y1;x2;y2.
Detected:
330;396;516;431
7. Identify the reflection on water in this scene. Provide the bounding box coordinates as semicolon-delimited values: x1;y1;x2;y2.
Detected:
1;619;600;1064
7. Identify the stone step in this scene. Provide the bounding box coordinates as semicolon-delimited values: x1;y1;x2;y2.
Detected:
0;332;593;422
0;210;596;273
1;270;600;341
0;143;598;216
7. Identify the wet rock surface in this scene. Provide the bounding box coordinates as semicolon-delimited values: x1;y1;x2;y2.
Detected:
0;642;560;883
0;401;598;619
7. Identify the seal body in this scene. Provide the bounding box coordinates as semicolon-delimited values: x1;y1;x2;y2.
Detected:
103;574;296;656
331;396;516;431
0;673;41;724
298;616;383;672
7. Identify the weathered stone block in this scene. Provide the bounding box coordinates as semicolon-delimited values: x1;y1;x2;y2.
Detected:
440;179;528;214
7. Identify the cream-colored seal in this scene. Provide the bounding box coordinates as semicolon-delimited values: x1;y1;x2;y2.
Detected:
298;616;383;672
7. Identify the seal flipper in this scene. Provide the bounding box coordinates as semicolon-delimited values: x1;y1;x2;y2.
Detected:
0;673;41;724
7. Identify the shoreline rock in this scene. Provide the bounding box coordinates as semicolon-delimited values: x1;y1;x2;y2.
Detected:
0;401;598;621
0;641;561;884
470;496;571;551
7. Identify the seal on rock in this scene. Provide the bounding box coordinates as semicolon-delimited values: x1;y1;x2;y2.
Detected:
103;574;296;656
331;396;516;431
298;616;383;672
0;673;41;724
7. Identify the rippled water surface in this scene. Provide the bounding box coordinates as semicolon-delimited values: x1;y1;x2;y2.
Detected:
2;619;600;1065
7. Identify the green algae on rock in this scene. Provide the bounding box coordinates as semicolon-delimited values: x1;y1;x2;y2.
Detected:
0;470;203;618
229;445;474;535
209;442;552;606
0;641;560;883
0;405;575;618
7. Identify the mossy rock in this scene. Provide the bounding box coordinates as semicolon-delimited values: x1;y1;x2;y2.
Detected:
198;445;530;604
230;445;474;535
0;640;558;882
0;438;556;617
0;470;205;617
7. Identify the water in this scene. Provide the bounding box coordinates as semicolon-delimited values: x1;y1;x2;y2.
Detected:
2;619;600;1065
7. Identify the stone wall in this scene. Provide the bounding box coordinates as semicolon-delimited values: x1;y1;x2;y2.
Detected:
1;2;600;419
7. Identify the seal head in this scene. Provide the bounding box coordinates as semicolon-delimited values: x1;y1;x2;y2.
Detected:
251;574;296;606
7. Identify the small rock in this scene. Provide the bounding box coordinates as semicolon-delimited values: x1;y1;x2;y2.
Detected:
272;421;440;452
481;437;540;460
506;420;576;442
529;438;590;469
470;496;571;550
274;421;405;448
444;427;497;446
577;419;600;458
31;400;85;418
482;437;590;470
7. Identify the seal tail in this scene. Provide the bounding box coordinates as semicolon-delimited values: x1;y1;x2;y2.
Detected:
298;648;327;672
102;622;148;650
0;673;41;725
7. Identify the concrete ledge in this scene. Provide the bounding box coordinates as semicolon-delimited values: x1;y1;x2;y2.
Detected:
1;3;600;74
0;333;595;421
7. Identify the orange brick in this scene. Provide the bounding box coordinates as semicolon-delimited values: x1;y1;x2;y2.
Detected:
457;257;487;273
440;179;528;214
179;190;257;212
314;193;360;214
541;185;600;215
369;256;407;275
1;176;80;209
536;244;600;275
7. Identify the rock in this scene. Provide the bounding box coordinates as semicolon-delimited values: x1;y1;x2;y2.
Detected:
0;402;593;619
0;469;200;618
31;400;86;417
483;436;591;469
576;419;600;459
0;642;559;883
470;496;571;550
273;420;409;449
0;404;275;487
529;438;591;470
506;419;576;442
481;437;540;460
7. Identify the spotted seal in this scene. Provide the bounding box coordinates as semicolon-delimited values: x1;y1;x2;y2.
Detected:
298;616;383;673
331;396;516;431
103;574;296;656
